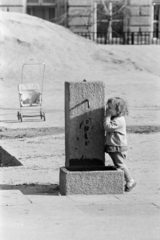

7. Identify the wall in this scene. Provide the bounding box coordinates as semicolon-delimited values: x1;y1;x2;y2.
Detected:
1;0;157;37
56;0;93;32
67;0;93;32
56;0;155;35
125;0;152;32
56;0;68;26
0;0;26;13
26;0;56;21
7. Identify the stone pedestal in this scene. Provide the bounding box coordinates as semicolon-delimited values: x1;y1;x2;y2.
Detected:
59;167;124;195
65;81;105;167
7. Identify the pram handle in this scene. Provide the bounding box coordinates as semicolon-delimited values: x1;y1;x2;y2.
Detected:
21;63;45;90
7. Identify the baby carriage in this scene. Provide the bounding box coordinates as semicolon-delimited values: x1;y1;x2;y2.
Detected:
17;63;46;122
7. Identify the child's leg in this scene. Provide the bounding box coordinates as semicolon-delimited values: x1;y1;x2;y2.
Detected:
108;152;132;182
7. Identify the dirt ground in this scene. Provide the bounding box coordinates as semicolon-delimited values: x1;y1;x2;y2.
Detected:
0;122;160;197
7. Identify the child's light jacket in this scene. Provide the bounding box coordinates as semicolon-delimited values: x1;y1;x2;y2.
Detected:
103;116;127;152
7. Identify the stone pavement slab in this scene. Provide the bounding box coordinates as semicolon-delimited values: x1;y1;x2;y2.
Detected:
0;191;160;240
0;190;31;206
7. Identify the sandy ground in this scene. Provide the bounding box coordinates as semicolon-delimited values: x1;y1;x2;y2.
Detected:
0;12;160;239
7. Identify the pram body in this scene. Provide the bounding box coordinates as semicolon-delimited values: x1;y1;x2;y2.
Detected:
17;63;46;122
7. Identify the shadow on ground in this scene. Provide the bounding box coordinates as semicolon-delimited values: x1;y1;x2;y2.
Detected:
0;184;60;195
0;146;23;167
1;125;160;140
0;126;64;139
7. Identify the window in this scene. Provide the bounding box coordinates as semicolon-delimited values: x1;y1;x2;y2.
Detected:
153;3;160;38
96;1;124;40
27;6;55;21
48;7;55;21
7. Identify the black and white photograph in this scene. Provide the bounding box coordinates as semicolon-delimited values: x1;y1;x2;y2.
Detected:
0;0;160;239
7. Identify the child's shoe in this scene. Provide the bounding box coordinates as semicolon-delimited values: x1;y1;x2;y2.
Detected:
125;179;136;192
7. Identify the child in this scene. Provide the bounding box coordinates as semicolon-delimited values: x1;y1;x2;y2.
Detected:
103;97;136;192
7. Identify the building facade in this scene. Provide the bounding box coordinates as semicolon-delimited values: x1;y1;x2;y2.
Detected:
56;0;160;40
1;0;160;42
0;0;56;21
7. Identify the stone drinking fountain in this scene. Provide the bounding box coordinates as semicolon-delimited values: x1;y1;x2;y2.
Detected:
59;81;124;195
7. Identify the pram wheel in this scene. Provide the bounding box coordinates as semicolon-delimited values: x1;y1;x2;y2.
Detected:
40;111;46;121
17;111;20;120
17;111;23;122
42;112;46;121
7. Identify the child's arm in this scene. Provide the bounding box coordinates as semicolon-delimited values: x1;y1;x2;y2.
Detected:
103;117;123;132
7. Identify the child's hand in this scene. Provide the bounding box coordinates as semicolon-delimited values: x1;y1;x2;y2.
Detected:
106;108;111;117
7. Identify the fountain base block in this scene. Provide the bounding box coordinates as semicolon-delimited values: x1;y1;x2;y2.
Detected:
59;166;124;195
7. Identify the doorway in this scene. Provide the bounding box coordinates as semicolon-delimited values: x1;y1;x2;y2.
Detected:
27;6;55;22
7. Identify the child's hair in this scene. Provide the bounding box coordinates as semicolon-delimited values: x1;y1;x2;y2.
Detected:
107;97;129;117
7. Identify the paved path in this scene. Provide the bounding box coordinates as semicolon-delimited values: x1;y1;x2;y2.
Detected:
0;186;160;240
